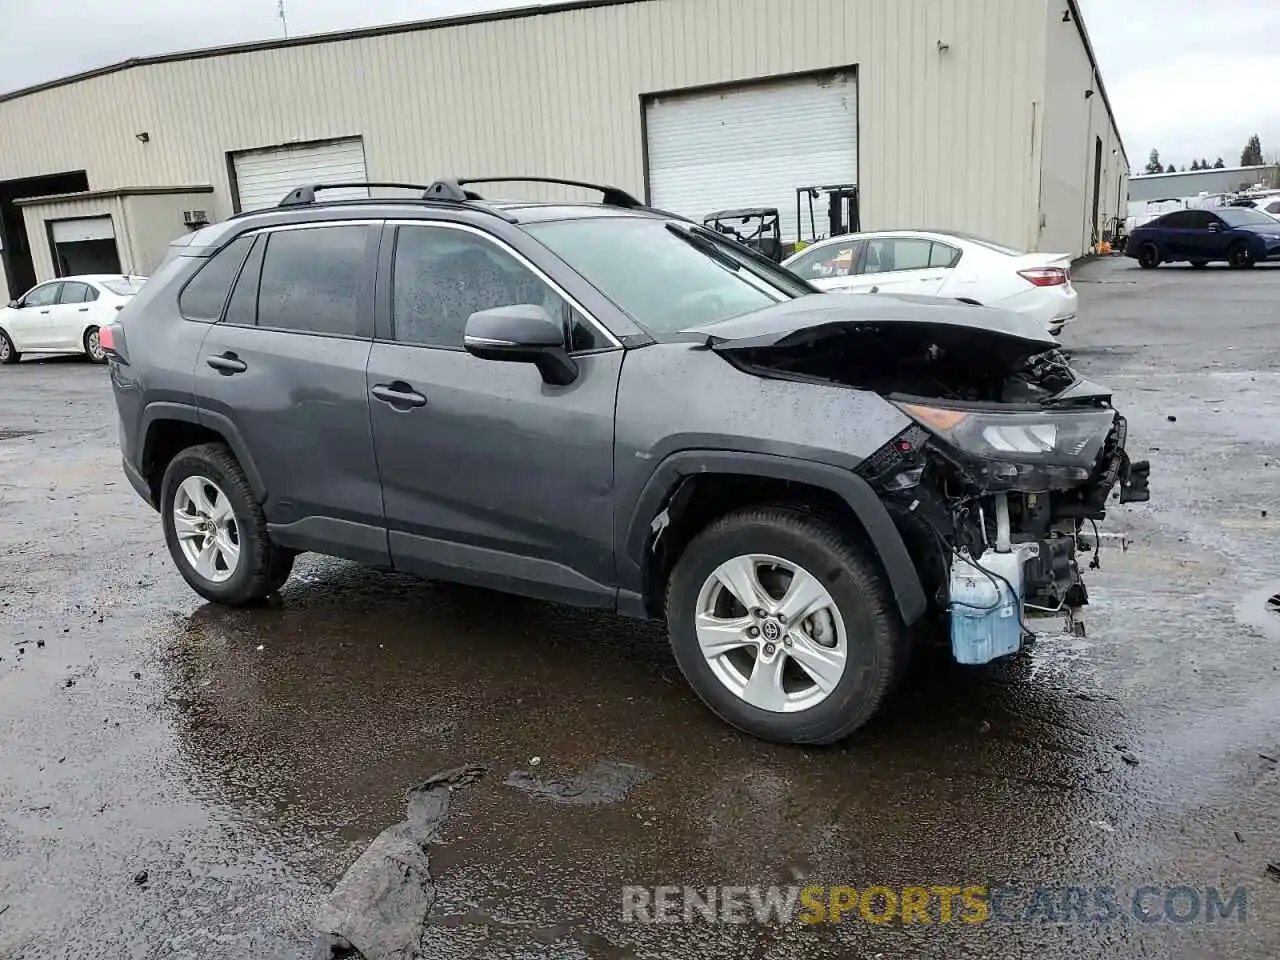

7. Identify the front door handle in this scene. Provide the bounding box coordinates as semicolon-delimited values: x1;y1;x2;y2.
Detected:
77;307;89;312
371;382;427;408
39;309;50;315
206;353;247;374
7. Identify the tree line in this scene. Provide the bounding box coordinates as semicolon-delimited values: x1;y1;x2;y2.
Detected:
1141;135;1265;175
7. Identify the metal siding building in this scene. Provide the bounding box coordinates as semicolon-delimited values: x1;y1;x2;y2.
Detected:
1128;165;1279;203
0;0;1124;299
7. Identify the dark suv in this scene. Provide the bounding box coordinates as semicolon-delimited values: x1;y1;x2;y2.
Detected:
105;177;1150;744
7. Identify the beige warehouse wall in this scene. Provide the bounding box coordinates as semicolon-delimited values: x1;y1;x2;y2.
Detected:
1039;5;1129;258
0;0;1050;252
19;196;127;281
122;192;213;276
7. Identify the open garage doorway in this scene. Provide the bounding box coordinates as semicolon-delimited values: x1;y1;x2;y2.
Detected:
48;216;121;276
0;171;89;299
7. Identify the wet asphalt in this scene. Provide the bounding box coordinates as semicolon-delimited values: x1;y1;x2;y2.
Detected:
2;257;1279;959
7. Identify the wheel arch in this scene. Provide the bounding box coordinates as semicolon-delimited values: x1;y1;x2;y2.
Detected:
140;403;266;506
619;450;928;626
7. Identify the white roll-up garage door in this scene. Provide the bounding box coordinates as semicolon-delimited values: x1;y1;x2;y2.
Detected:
51;216;115;243
645;72;857;243
232;137;369;212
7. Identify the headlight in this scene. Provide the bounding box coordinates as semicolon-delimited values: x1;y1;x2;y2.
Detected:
896;401;1117;476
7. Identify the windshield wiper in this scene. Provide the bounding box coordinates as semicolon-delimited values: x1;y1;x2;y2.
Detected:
664;223;744;271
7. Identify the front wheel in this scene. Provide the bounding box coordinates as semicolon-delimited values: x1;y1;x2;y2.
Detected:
1228;242;1256;269
160;443;295;606
664;506;903;744
83;326;107;363
1137;242;1161;269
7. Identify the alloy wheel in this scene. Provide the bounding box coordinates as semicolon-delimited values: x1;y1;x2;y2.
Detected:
0;337;9;362
172;475;240;582
693;553;848;713
86;329;105;361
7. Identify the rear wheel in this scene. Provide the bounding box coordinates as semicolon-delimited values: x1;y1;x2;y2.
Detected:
1228;242;1256;269
83;326;107;363
160;443;295;606
665;506;902;744
1137;242;1161;269
0;330;18;365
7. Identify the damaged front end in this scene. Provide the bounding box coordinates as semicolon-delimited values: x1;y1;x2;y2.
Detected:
693;296;1152;664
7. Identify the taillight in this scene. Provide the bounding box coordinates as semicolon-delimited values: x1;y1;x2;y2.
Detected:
1017;267;1069;287
99;323;124;361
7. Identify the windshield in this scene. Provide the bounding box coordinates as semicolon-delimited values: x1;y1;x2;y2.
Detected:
526;217;812;337
1216;207;1277;227
101;278;147;296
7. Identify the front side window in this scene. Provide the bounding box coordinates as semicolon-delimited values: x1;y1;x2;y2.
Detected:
58;282;90;304
179;235;254;321
23;284;60;308
391;226;600;351
1187;211;1218;230
526;217;808;338
256;225;369;336
787;242;861;280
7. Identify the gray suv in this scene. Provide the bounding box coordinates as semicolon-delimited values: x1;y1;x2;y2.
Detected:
104;178;1150;744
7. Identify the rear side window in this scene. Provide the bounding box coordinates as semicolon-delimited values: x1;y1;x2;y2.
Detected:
1158;211;1194;228
256;226;369;336
59;281;91;304
224;236;266;326
929;242;962;268
179;236;254;321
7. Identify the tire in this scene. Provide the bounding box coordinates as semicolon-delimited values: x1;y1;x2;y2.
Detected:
1137;242;1161;269
0;329;18;365
1228;242;1256;269
160;442;295;606
83;326;107;363
664;506;903;745
1189;260;1208;269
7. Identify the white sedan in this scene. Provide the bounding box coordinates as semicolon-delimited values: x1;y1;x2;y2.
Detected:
0;275;147;365
784;230;1078;336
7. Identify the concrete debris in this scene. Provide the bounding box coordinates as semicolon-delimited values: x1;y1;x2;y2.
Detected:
311;764;486;960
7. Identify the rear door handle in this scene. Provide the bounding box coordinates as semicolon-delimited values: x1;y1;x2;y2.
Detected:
371;382;427;408
206;353;247;374
77;307;89;312
39;309;50;314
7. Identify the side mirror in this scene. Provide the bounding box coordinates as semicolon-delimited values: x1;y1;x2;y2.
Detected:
463;304;578;386
1207;223;1221;232
7;300;19;309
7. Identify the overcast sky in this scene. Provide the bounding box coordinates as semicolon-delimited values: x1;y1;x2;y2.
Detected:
0;0;1276;173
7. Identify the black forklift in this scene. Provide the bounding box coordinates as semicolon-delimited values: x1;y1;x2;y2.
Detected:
794;183;860;250
701;207;784;262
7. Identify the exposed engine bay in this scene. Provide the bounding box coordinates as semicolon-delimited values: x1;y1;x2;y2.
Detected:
717;314;1152;660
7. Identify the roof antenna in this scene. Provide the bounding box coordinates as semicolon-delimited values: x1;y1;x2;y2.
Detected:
277;0;289;39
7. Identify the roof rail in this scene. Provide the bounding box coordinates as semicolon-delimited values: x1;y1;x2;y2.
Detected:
278;182;432;207
427;177;645;209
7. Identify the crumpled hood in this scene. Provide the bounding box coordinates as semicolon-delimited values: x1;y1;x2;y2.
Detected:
681;293;1059;353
